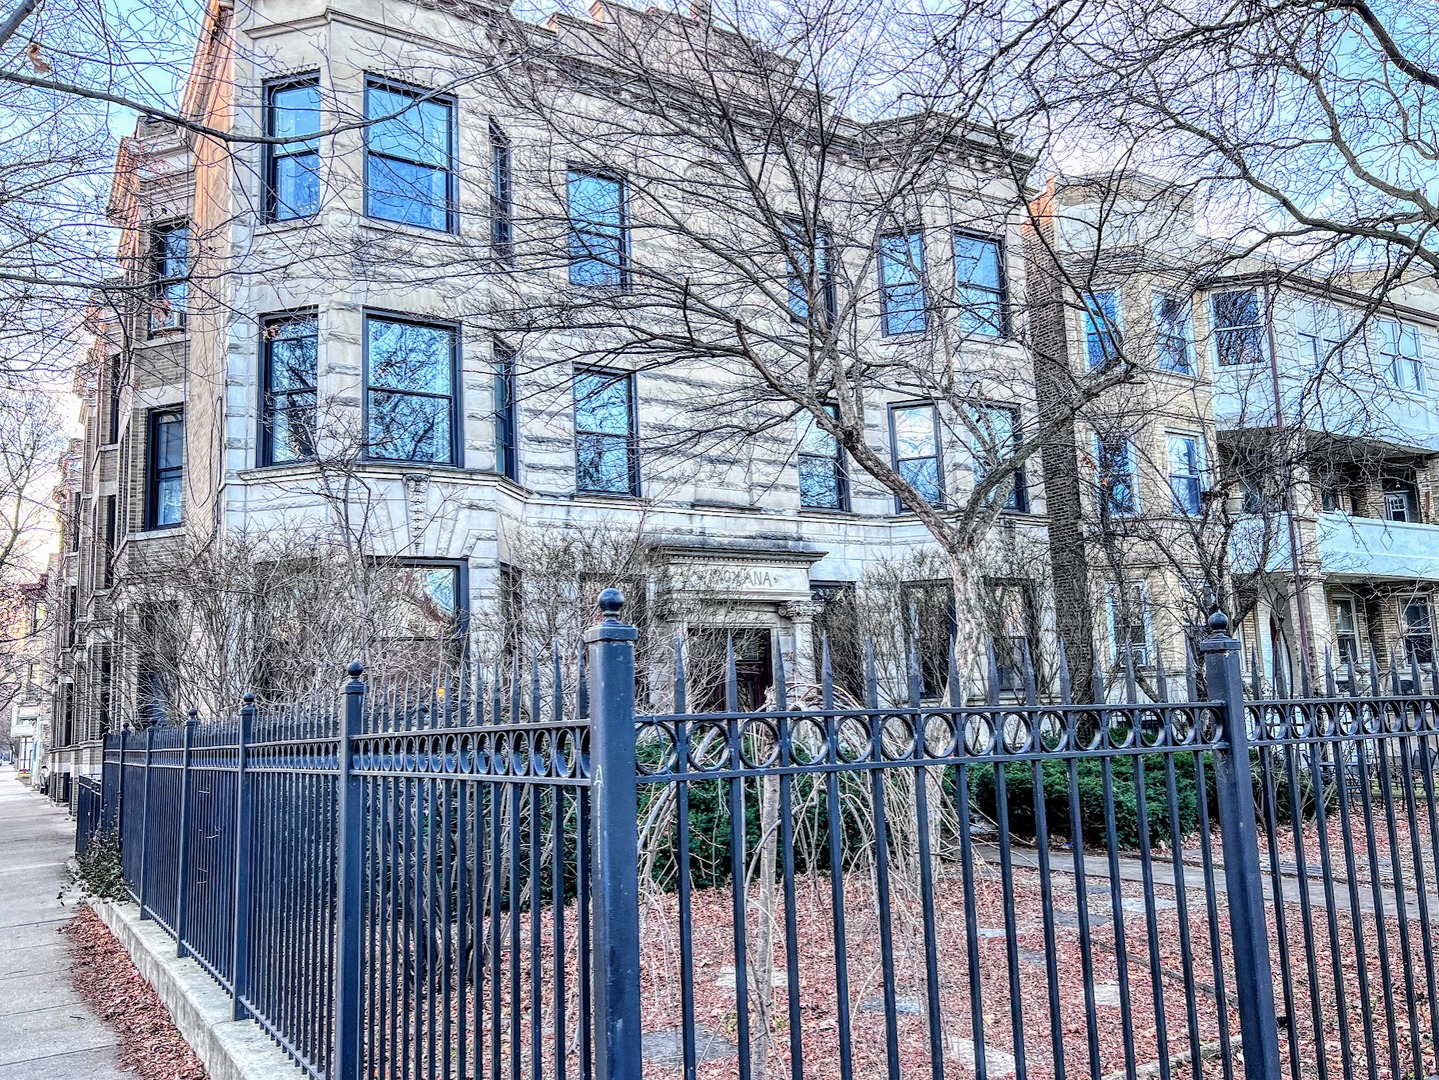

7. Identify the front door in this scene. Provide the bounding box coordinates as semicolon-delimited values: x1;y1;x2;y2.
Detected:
692;627;774;711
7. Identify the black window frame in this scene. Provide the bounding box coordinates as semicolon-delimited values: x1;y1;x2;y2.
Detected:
784;216;836;326
574;366;639;496
1211;289;1267;368
386;557;470;662
810;581;864;699
145;407;184;531
889;401;944;511
363;76;458;233
971;402;1028;513
878;229;927;337
148;219;189;334
362;311;461;466
490;119;514;262
262;73;322;223
953;230;1010;338
898;578;957;700
494;337;519;482
797;404;848;511
567;168;630;289
260;310;320;467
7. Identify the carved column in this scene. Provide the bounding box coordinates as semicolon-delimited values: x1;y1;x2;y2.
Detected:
780;600;825;691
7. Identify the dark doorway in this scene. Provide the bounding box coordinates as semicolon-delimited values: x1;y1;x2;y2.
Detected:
692;627;774;711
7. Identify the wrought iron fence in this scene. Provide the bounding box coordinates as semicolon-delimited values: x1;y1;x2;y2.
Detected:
75;774;102;855
82;589;1439;1080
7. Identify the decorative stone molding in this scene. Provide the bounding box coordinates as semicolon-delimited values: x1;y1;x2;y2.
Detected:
780;600;825;621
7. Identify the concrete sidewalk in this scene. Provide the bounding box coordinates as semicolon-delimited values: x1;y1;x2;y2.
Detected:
0;766;128;1079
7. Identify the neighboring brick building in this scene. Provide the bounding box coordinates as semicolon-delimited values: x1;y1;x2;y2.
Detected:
1029;173;1439;692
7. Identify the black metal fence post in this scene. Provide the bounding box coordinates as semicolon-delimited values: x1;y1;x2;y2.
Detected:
333;663;365;1080
586;589;643;1080
1203;610;1283;1080
137;723;155;918
231;693;255;1022
116;728;127;854
175;709;198;958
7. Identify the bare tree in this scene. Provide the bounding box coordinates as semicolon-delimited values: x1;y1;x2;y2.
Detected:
422;0;1167;682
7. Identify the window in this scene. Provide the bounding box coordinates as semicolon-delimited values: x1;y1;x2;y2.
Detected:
1095;433;1138;516
575;368;638;495
490;120;514;261
899;580;957;699
264;76;321;221
494;339;519;482
890;403;943;509
798;406;847;510
1212;289;1266;367
1333;597;1359;665
146;409;183;529
365;79;455;231
568;171;628;288
149;221;188;332
1378;318;1426;392
1381;468;1420;522
1401;597;1435;667
971;404;1027;512
365;315;457;464
1239;472;1272;514
784;219;834;325
811;582;864;700
986;579;1038;694
261;313;319;465
1319;474;1344;513
1296;301;1346;370
107;354;122;442
1107;581;1151;668
878;231;927;336
1167;433;1204;515
1153;293;1193;374
1082;290;1122;369
384;562;467;664
954;232;1007;337
96;495;116;590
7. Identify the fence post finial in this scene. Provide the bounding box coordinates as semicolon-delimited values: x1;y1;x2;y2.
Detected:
1205;605;1229;635
1201;608;1283;1080
585;588;642;1080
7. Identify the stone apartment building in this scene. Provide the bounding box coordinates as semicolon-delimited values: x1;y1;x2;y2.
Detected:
1029;173;1439;693
45;0;1061;786
45;1;1439;791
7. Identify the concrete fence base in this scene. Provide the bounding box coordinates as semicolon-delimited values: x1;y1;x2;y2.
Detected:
91;899;303;1080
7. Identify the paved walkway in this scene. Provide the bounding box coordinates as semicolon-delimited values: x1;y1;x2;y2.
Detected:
0;767;128;1079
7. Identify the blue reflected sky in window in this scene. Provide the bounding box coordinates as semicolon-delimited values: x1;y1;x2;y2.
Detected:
368;319;453;395
879;232;926;335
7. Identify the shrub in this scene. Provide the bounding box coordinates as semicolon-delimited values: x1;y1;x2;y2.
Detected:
635;738;874;890
966;755;1219;851
74;829;127;901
